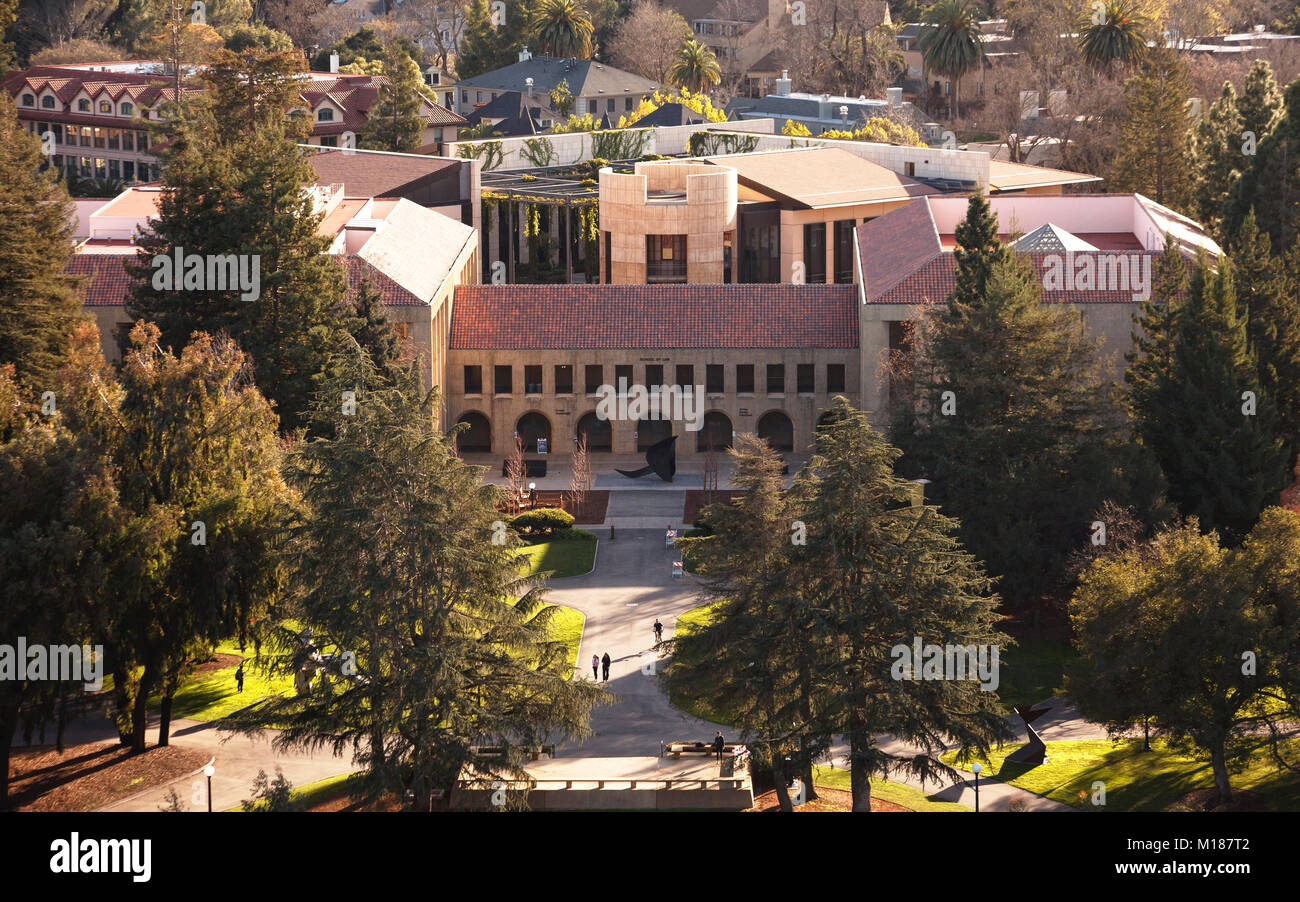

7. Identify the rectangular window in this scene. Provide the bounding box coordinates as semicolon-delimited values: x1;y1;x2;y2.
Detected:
646;234;687;283
797;363;815;394
833;219;855;283
736;364;755;394
64;124;75;145
645;365;664;390
588;99;597;114
524;365;543;395
625;96;634;110
827;363;846;394
766;364;785;394
138;131;149;151
723;230;733;283
121;130;134;151
675;364;693;389
107;128;120;150
494;364;512;394
603;231;611;283
803;223;826;283
122;160;135;182
93;128;105;149
706;364;724;394
585;364;603;394
739;207;780;283
464;365;482;394
108;158;120;180
555;364;573;394
615;364;633;389
320;135;338;147
80;127;92;147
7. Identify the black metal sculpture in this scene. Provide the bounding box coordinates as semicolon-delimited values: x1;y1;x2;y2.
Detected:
1006;704;1050;764
616;435;677;482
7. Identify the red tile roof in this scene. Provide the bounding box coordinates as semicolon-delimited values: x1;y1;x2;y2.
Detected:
449;284;858;349
70;253;423;307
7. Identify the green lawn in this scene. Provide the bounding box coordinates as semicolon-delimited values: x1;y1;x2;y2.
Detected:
667;602;739;725
940;737;1300;811
813;766;970;812
520;531;598;578
994;635;1072;710
226;771;364;811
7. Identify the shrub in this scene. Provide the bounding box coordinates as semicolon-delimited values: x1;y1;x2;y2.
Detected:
510;507;575;536
550;527;596;542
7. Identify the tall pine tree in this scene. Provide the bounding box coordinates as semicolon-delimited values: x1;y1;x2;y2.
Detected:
0;94;86;394
1224;78;1300;251
1109;44;1196;213
1131;253;1288;543
1193;81;1242;231
359;43;427;153
128;48;352;434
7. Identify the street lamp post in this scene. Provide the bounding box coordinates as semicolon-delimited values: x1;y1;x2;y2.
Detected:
203;763;215;813
971;761;981;813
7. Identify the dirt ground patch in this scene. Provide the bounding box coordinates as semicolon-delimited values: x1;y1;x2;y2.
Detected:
190;652;244;678
747;786;909;812
683;490;744;525
8;742;209;811
1171;787;1272;812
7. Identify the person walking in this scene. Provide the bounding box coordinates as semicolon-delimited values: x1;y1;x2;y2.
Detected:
653;619;663;643
591;654;600;680
713;731;725;761
235;663;245;693
601;652;611;681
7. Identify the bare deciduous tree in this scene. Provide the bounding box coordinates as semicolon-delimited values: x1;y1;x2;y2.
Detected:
606;0;691;85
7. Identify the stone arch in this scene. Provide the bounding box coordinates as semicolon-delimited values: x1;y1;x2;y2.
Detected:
697;410;733;452
575;411;613;452
757;409;795;453
636;417;673;451
455;411;492;453
516;411;552;453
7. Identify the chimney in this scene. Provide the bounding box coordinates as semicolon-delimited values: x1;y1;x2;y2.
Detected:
329;53;339;74
774;69;791;96
886;87;902;106
519;45;532;62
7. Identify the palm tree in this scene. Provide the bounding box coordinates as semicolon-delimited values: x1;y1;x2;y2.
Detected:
1078;0;1150;73
917;0;984;120
529;0;594;59
667;39;721;94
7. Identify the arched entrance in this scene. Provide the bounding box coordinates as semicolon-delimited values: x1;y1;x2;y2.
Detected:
757;410;794;453
455;411;492;453
697;411;733;452
576;411;612;452
637;418;672;451
516;411;551;453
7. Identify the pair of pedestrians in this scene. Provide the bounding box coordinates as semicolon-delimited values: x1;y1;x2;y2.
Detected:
590;652;611;681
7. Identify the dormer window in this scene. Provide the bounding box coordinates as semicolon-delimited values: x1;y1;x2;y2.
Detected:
41;95;55;109
21;93;33;106
120;102;133;116
317;108;334;122
78;99;90;112
99;100;112;113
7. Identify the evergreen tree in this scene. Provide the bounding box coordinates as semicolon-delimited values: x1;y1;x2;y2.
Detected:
1108;44;1196;213
1193;81;1242;231
1126;236;1189;426
898;253;1136;615
128;48;352;434
359;43;426;153
344;273;404;380
948;190;1008;313
1232;210;1300;471
1224;79;1300;251
673;434;828;811
456;0;534;81
0;94;86;394
1237;58;1283;148
1071;509;1300;803
801;397;1012;811
0;0;17;76
1131;253;1288;543
231;343;606;810
56;320;289;752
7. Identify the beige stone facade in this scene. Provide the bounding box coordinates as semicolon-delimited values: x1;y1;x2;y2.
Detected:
445;347;861;461
598;162;737;284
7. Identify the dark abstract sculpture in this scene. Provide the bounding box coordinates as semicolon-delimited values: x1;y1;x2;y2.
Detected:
1006;704;1050;764
616;435;677;482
